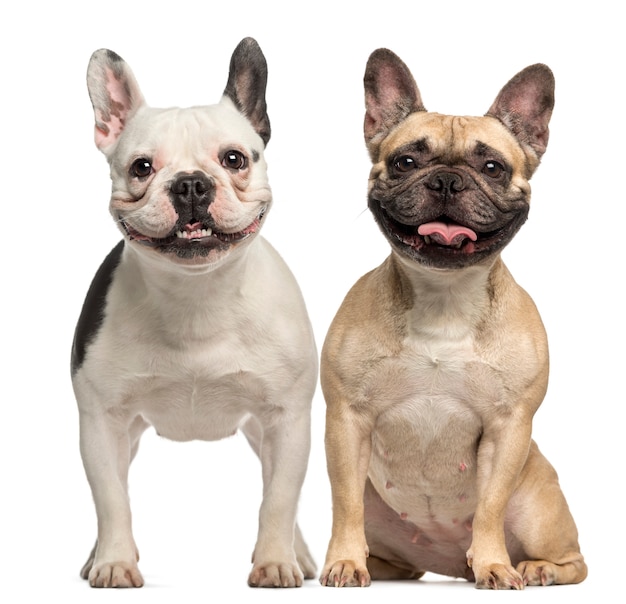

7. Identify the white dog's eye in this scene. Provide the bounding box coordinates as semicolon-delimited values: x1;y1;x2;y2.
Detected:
130;158;154;179
221;150;247;171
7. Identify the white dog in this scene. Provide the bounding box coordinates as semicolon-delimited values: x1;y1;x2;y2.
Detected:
72;37;317;588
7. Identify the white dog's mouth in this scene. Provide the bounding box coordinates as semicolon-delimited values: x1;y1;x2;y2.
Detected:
120;207;267;258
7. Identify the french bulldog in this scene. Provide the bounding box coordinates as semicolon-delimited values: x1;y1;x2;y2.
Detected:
72;37;317;588
320;49;587;589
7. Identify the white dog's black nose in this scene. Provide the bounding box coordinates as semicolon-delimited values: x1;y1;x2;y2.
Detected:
170;171;216;222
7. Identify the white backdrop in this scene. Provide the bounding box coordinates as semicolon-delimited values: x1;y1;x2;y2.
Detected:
2;1;622;601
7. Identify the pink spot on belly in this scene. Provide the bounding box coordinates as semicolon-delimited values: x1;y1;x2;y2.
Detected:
385;480;393;489
410;531;433;547
400;512;408;520
459;493;467;503
459;461;467;472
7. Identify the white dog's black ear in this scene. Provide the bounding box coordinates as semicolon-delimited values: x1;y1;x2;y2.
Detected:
364;48;426;161
223;37;271;146
486;64;555;162
87;49;145;154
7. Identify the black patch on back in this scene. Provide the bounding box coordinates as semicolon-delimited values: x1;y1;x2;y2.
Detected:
71;240;124;376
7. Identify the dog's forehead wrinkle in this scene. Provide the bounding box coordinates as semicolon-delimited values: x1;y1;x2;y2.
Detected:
115;106;265;175
383;112;452;156
391;138;430;159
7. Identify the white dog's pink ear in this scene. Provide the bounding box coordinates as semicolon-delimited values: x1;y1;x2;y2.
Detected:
87;49;145;153
222;37;271;146
486;64;555;161
364;48;426;161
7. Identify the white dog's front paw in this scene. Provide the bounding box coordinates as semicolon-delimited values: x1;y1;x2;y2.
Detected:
88;561;144;588
248;561;304;588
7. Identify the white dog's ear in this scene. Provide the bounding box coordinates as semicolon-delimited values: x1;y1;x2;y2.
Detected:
486;64;555;161
364;48;426;161
222;37;271;146
87;49;145;153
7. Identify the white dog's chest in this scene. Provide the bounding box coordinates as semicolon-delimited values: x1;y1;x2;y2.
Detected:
99;334;270;440
77;290;297;443
71;238;316;443
131;366;261;441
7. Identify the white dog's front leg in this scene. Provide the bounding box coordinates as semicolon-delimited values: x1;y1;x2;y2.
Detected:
243;411;312;587
79;409;146;588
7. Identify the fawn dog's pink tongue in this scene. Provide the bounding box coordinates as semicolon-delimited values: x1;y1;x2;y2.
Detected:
418;221;477;246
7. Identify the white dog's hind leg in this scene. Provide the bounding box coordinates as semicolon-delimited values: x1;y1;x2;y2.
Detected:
294;523;317;579
242;411;315;587
79;406;148;588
